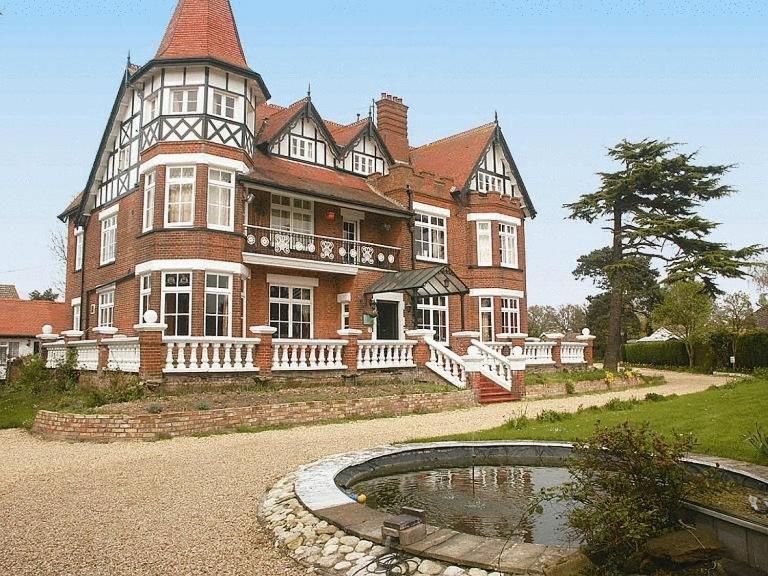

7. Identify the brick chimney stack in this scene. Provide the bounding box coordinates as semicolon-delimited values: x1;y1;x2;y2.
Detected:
376;93;410;163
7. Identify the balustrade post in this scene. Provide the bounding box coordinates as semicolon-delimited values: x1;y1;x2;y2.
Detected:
134;311;167;383
36;325;61;366
451;331;481;357
497;332;527;357
576;328;597;367
250;325;276;375
92;326;119;378
508;345;528;399
544;332;565;368
405;329;434;369
338;329;362;372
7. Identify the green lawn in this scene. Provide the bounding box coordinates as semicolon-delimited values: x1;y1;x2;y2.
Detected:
422;377;768;465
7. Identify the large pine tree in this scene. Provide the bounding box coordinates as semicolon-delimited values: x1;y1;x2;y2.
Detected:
565;139;763;370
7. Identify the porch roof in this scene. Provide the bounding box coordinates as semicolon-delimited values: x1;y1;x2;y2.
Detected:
364;265;469;297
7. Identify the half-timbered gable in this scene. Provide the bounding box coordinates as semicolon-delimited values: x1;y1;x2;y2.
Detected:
264;100;339;168
331;120;392;176
469;140;517;197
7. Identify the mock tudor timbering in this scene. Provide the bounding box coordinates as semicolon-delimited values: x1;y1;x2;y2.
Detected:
57;0;537;353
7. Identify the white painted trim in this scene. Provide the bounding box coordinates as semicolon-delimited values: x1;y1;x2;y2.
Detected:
371;292;404;303
266;274;319;288
340;208;365;221
336;292;352;303
140;153;249;175
469;288;525;298
467;212;521;226
96;283;116;294
135;259;248;277
74;227;84;237
70;297;82;306
242;252;358;276
371;293;405;340
413;201;451;218
98;203;120;221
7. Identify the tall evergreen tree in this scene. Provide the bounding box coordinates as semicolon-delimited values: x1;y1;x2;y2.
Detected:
565;139;763;370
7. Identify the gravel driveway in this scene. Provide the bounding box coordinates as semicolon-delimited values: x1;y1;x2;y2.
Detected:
0;370;733;575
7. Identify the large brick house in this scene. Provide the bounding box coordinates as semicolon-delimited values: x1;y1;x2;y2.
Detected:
58;0;536;362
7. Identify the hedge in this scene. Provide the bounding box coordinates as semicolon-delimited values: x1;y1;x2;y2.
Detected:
734;332;768;370
623;341;689;367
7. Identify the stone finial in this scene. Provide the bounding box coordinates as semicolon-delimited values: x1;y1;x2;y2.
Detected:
143;309;159;324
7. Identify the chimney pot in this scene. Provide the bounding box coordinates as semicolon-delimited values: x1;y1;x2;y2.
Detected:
376;93;409;163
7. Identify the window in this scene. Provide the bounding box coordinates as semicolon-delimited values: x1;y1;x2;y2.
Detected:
72;303;81;331
499;223;518;268
270;193;313;236
145;95;159;120
98;289;115;328
414;212;447;262
165;166;195;226
207;168;234;230
479;297;494;342
417;296;449;343
476;221;492;266
162;272;192;336
477;172;503;193
170;88;199;114
269;285;312;339
340;301;350;330
74;228;84;271
213;92;236;119
139;274;152;323
342;220;359;263
352;153;375;175
204;273;231;337
118;147;129;171
290;136;315;161
100;215;117;265
143;171;156;232
501;298;520;334
0;341;20;364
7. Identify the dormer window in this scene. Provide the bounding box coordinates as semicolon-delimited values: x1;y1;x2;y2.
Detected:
353;153;375;175
290;136;315;162
170;88;199;114
477;173;503;194
213;92;236;119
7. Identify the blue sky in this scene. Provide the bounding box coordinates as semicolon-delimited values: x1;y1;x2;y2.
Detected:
0;1;766;304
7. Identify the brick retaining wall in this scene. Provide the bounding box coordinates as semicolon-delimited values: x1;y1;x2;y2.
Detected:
32;391;476;442
526;377;642;398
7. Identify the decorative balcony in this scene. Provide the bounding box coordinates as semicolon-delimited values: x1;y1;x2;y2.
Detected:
243;225;401;272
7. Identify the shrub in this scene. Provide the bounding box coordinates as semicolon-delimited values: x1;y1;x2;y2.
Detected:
747;424;768;458
734;331;768;370
536;409;571;423
146;402;164;414
84;372;147;407
602;398;639;411
194;400;211;411
10;354;53;393
565;381;575;395
505;413;530;430
536;423;719;573
622;341;689;367
644;392;666;402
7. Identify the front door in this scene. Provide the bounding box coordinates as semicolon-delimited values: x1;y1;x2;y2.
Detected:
375;301;399;340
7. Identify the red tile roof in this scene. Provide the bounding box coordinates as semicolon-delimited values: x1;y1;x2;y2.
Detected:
328;119;369;149
0;300;70;338
155;0;249;69
245;152;408;215
255;99;308;144
410;123;497;188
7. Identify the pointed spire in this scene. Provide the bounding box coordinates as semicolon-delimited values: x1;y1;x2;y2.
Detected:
155;0;249;69
494;110;499;125
126;50;132;68
307;83;312;99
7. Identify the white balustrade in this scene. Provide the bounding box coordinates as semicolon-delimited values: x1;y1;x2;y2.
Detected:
524;341;556;365
70;341;99;371
164;338;260;373
561;342;587;364
469;339;522;392
272;339;347;371
105;338;141;373
44;342;68;368
426;340;467;388
485;341;509;356
357;340;416;370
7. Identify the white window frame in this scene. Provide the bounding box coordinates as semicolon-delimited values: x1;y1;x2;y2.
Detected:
164;166;196;227
170;88;199;114
417;296;450;344
143;170;156;232
477;172;503;194
118;147;130;171
352;152;375;175
340;301;350;331
479;297;494;342
145;94;159;121
139;274;152;323
207;168;235;231
501;297;520;334
414;205;448;264
476;221;493;267
499;223;518;268
72;302;81;331
213;91;236;120
161;272;193;337
204;273;233;337
100;215;117;265
98;288;115;328
270;193;314;235
269;284;314;339
290;135;315;162
74;227;84;271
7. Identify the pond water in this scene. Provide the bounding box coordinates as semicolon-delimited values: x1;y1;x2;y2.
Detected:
350;465;576;546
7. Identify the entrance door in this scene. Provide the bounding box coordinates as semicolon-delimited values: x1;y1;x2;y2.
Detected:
375;301;399;340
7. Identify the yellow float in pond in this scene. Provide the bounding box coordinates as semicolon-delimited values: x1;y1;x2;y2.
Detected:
356;494;367;504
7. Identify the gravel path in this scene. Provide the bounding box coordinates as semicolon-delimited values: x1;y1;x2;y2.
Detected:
0;370;734;575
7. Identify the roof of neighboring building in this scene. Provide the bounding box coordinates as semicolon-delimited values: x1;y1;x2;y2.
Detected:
636;327;680;342
754;305;768;329
0;300;69;338
155;0;250;69
241;152;410;216
0;286;19;300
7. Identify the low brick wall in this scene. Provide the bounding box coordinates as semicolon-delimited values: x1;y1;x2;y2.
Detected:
32;390;476;442
525;377;642;398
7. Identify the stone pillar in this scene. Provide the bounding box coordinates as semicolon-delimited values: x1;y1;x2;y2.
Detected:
544;332;565;368
60;330;84;344
405;329;434;368
462;346;485;400
508;345;527;398
338;329;363;373
576;328;597;367
134;311;168;383
451;331;481;357
250;325;277;375
92;326;119;377
36;324;60;365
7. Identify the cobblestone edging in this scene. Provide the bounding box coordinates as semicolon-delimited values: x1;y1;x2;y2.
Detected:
259;471;506;576
31;391;476;442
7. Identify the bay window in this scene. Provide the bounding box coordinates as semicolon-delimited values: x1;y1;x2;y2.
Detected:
476;221;492;266
162;272;192;337
143;171;155;232
207;168;234;230
100;215;117;265
269;285;312;339
165;166;195;227
204;273;232;337
213;91;236;119
499;223;518;268
417;296;449;343
479;297;494;342
501;298;520;334
139;274;152;323
98;288;115;328
170;88;199;114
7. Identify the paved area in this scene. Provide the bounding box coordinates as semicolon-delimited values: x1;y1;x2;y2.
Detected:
0;370;733;575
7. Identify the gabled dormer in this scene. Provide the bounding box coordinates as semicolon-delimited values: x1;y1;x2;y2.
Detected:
331;119;393;176
258;97;339;168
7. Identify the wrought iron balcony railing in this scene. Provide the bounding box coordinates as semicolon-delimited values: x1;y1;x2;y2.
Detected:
244;226;401;271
